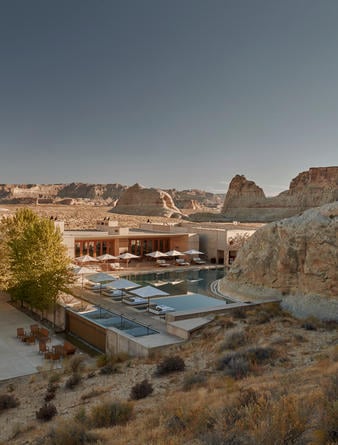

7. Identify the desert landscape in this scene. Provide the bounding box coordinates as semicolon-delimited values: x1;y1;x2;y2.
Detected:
0;197;337;445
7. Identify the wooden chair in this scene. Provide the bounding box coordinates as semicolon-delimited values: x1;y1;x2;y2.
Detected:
38;340;49;354
30;324;39;337
16;327;25;339
38;327;51;342
63;341;76;355
52;344;65;357
23;335;35;345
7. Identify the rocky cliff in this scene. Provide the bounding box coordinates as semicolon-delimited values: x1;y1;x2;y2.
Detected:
220;202;338;320
110;183;183;217
0;183;221;210
222;167;338;221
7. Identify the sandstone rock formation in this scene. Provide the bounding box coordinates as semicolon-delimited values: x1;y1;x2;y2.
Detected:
220;202;338;320
0;183;221;210
222;167;338;222
111;183;183;217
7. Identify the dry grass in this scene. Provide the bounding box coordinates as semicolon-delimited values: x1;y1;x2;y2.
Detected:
0;306;337;445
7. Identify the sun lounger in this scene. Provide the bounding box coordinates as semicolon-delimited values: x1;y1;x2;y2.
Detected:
192;257;206;264
176;258;190;266
110;263;124;270
156;259;170;267
123;296;148;306
148;304;175;315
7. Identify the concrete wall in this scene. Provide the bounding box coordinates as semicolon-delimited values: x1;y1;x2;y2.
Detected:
106;329;150;357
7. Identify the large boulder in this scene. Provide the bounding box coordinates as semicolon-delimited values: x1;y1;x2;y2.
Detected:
220;202;338;320
221;166;338;222
111;183;183;217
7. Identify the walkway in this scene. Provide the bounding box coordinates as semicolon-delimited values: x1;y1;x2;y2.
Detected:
0;293;62;381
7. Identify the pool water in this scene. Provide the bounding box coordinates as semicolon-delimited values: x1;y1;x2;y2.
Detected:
151;293;227;312
81;307;158;337
126;268;229;300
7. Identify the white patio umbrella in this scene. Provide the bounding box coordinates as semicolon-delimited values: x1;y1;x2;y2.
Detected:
129;285;169;311
146;251;168;258
165;250;184;257
108;278;140;290
118;252;140;268
97;253;119;271
183;249;204;255
87;273;117;284
73;266;94;287
75;255;98;263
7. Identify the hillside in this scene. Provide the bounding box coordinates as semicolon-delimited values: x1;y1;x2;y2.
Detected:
0;304;337;445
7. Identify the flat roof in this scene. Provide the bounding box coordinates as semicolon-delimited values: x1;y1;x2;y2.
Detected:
64;229;192;239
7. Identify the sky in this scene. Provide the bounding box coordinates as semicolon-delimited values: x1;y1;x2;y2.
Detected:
0;0;337;196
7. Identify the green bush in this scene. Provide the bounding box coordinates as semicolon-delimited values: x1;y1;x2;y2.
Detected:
89;401;133;428
155;356;185;376
130;379;153;400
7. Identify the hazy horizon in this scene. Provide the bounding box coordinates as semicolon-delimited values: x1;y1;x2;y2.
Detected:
1;1;337;195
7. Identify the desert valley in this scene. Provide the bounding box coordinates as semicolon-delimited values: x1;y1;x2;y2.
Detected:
0;166;337;445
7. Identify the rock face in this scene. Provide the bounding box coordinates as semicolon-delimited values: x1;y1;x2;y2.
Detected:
221;202;338;320
111;183;183;217
222;167;338;222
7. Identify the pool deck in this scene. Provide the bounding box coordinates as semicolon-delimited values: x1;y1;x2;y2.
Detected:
0;293;63;382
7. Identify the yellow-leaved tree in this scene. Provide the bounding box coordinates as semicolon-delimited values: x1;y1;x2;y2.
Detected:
0;208;74;321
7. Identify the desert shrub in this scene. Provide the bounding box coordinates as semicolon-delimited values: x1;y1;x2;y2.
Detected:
301;321;317;331
0;394;19;412
200;431;254;445
130;379;153;400
217;352;251;379
46;419;100;445
219;329;247;351
232;308;246;319
48;373;61;384
65;373;82;390
89;401;133;428
36;403;57;421
44;383;59;402
67;355;86;374
99;363;119;375
166;415;186;433
96;354;109;368
96;352;129;369
182;372;207;391
81;388;106;400
86;370;96;379
246;346;277;364
155;355;185;376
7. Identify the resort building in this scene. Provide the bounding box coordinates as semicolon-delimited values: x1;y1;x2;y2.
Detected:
61;219;199;259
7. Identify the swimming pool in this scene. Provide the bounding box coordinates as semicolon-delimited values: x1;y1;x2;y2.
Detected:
126;268;231;301
80;307;158;337
151;293;227;312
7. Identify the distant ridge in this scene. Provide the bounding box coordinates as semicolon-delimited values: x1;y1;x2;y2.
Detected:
0;182;223;210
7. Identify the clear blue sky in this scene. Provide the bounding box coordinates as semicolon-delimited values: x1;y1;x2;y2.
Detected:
0;0;337;196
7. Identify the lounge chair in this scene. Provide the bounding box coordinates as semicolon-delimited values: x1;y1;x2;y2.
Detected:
123;296;148;307
148;304;175;315
156;259;170;267
176;258;190;266
110;263;124;270
192;257;206;265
